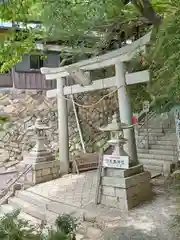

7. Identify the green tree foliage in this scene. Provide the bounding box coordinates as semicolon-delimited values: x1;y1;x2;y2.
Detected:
0;0;154;71
147;0;180;105
0;210;42;240
0;0;167;68
55;214;78;239
0;0;178;111
0;0;43;72
0;210;77;240
41;0;140;48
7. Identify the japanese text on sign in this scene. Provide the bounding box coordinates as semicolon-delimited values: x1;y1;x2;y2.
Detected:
103;155;129;169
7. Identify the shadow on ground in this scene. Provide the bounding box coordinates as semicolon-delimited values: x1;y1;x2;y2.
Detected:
104;224;176;240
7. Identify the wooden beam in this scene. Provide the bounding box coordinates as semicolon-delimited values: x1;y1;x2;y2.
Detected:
41;32;151;80
46;70;150;98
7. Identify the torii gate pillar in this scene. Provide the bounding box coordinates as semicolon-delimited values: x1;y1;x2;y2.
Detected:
115;61;138;164
57;78;69;174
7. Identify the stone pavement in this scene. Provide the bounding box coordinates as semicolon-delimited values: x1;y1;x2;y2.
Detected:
26;171;180;239
29;170;97;207
104;195;177;239
103;183;178;240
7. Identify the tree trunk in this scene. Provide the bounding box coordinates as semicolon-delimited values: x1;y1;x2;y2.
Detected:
131;0;162;41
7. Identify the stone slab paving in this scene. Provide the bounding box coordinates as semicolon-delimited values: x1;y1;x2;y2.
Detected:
103;196;176;239
27;172;179;239
103;186;178;240
29;170;97;208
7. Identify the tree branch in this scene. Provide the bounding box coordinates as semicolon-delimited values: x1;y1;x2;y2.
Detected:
131;0;162;25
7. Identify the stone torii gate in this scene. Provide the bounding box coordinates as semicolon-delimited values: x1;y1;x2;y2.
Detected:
41;32;151;174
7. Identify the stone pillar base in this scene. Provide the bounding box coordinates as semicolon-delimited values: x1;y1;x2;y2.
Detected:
32;161;60;185
100;164;152;210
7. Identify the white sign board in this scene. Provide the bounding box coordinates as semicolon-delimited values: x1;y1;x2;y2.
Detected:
143;101;150;113
103;155;129;169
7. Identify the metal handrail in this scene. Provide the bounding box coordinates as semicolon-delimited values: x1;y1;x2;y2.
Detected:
137;127;154;149
0;164;32;197
137;100;173;149
137;111;156;135
137;98;156;123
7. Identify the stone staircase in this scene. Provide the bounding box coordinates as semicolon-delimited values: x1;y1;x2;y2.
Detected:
0;189;104;240
136;113;177;177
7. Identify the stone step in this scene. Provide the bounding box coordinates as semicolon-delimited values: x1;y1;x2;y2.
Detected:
46;200;81;217
137;148;149;153
144;168;168;178
139;159;173;176
19;212;42;226
143;164;163;173
149;149;176;156
136;135;158;141
137;148;176;156
156;140;177;146
137;137;168;144
138;158;172;166
138;128;165;133
149;170;162;178
137;132;165;137
8;196;59;224
158;135;176;141
15;190;50;208
137;140;157;148
0;204;41;225
8;196;47;221
138;152;177;161
150;144;177;151
0;204;14;215
23;190;80;218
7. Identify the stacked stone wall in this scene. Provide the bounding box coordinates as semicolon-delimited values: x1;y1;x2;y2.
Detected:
0;88;118;167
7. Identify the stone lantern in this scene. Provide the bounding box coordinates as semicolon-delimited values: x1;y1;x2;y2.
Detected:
100;113;133;157
25;118;53;163
24;118;60;185
97;113;152;210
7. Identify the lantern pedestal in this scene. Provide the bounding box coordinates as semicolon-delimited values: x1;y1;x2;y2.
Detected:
23;118;60;185
100;164;152;210
32;160;60;185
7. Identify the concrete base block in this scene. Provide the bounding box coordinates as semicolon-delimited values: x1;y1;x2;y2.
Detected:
100;166;152;210
102;171;151;189
105;164;144;178
32;161;60;185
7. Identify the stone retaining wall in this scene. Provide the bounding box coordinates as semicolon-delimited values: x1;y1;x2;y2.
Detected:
0;89;118;167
